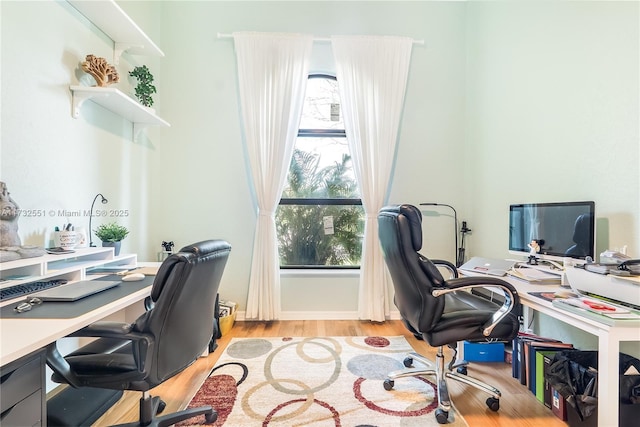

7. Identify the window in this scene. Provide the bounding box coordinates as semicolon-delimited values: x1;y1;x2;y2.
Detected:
276;75;364;268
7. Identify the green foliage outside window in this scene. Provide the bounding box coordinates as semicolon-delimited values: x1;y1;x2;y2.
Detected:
276;149;364;266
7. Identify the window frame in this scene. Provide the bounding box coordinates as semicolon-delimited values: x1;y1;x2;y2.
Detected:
278;74;363;270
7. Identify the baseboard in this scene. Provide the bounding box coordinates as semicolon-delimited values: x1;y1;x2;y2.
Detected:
235;310;402;321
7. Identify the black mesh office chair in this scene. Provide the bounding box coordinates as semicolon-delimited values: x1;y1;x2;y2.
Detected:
46;240;231;427
378;205;520;424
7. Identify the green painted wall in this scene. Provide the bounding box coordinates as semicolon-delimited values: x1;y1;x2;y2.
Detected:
2;1;638;318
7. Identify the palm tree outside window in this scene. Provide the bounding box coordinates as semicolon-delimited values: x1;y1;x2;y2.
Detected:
276;74;364;268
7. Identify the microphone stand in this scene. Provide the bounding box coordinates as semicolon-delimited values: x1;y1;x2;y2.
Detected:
420;203;459;266
459;221;472;267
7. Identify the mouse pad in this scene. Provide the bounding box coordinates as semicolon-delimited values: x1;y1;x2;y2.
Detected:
0;275;154;319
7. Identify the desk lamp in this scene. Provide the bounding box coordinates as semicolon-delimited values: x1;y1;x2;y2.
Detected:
88;193;108;247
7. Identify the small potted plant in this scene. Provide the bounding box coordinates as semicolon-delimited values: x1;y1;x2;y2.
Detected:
129;65;156;108
94;222;129;256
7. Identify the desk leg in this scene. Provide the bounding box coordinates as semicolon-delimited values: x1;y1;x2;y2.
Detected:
597;330;619;427
521;305;533;332
457;341;465;360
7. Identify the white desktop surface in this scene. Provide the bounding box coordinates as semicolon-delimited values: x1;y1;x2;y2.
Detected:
0;283;151;367
461;269;640;427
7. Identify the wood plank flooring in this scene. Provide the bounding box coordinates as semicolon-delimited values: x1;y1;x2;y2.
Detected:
93;320;566;426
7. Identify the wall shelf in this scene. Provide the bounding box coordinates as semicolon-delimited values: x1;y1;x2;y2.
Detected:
66;1;168;136
67;0;164;64
0;247;136;289
70;85;170;134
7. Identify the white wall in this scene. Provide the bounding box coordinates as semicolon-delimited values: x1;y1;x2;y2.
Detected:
2;1;638;319
152;0;468;311
463;0;639;356
1;0;162;256
464;1;639;262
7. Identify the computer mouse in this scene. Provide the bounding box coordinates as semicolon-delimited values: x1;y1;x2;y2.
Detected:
122;273;145;282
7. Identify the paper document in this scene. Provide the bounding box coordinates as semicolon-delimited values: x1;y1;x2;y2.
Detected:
553;296;640;319
611;275;640;285
507;266;561;284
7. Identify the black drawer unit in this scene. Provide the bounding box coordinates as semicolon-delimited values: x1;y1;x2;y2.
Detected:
0;349;46;427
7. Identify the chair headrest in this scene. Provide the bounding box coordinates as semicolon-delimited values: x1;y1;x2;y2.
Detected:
151;240;231;301
379;204;423;251
179;240;231;257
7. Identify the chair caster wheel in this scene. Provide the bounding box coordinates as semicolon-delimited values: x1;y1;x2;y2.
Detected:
456;366;467;375
383;379;395;390
204;411;218;424
403;356;413;368
486;397;500;411
435;408;449;424
157;399;166;414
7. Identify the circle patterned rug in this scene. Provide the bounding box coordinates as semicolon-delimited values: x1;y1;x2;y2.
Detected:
178;336;468;426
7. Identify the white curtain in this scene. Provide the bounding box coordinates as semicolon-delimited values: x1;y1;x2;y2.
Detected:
332;35;413;322
233;32;313;320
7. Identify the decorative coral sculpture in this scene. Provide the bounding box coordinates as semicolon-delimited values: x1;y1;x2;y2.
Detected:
81;54;120;87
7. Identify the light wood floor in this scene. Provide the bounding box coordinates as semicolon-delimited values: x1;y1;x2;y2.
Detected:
93;320;567;427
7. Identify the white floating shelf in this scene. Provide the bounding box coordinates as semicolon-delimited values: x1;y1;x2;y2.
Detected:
67;0;164;63
70;85;170;134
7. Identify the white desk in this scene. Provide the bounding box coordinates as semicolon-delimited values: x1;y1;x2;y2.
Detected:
0;249;150;366
0;250;152;426
0;280;151;427
0;283;151;367
0;283;151;426
472;272;640;427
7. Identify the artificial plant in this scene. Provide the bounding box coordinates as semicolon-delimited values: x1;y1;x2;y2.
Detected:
129;65;156;107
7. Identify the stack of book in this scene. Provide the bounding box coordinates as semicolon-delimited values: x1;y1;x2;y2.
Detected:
512;332;574;420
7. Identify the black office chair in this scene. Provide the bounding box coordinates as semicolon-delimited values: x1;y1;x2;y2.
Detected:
45;240;231;427
378;205;520;424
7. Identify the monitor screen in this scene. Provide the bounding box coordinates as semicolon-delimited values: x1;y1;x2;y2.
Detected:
509;201;595;261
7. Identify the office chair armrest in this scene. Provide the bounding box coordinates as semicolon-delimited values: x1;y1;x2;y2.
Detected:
46;342;83;388
430;259;459;278
432;276;520;337
69;321;135;337
70;321;154;373
47;321;154;375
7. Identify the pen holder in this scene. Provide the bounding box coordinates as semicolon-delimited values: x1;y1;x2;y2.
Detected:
54;231;77;249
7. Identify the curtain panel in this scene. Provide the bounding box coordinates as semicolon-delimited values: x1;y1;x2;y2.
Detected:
332;35;413;321
233;32;313;320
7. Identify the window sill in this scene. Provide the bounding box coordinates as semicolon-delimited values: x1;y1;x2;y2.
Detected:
280;268;360;279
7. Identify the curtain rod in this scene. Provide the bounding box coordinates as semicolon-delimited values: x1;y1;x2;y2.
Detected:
216;32;424;45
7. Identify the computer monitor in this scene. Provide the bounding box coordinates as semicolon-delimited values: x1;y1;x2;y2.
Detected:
509;201;595;262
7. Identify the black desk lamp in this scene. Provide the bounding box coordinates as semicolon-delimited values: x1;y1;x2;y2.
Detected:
88;193;108;247
420;202;460;267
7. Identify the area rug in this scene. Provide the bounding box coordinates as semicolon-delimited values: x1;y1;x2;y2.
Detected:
178;336;467;426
